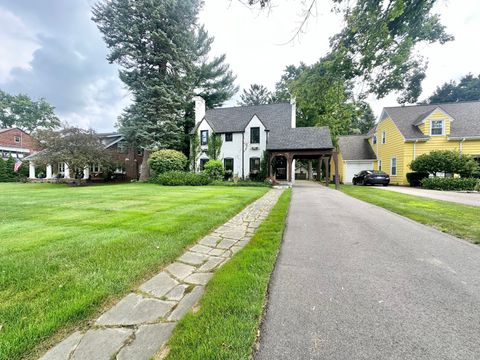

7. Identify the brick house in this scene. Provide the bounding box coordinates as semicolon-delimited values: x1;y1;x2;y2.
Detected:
0;128;40;160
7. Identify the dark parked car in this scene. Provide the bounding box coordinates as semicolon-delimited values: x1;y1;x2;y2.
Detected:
352;170;390;186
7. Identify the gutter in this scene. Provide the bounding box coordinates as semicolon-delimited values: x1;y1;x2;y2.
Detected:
242;132;245;179
448;136;480;141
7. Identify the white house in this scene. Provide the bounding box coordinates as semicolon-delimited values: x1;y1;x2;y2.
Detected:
191;96;336;183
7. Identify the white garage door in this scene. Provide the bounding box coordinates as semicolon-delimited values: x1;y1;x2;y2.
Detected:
344;161;375;184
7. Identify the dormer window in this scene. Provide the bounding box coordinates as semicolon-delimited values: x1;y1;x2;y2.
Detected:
200;130;209;145
430;120;444;135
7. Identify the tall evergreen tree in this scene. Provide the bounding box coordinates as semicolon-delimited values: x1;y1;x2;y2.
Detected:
425;74;480;104
182;26;238;154
92;0;202;180
238;84;274;106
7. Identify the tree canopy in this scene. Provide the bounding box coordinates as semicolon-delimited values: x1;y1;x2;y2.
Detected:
238;84;274;106
425;74;480;104
0;90;60;132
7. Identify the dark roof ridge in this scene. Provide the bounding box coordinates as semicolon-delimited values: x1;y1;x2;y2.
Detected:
385;99;480;109
208;102;290;111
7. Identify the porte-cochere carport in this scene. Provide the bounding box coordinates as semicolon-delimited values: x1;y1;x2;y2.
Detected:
266;127;340;189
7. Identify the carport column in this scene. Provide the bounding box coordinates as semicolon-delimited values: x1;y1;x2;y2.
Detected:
46;164;53;179
83;166;90;180
64;163;71;179
287;154;293;183
333;152;340;190
28;161;36;179
307;161;313;180
324;157;330;186
317;157;323;181
268;153;274;179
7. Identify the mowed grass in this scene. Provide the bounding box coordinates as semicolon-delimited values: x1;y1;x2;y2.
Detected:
338;185;480;243
165;190;291;360
0;182;268;360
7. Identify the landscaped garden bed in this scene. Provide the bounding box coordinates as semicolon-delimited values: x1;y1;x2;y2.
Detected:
0;182;268;360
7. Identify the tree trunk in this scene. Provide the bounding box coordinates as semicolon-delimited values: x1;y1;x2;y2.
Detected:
139;150;150;181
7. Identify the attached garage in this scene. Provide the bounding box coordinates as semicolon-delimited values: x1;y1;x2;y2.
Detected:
336;135;377;184
343;160;376;184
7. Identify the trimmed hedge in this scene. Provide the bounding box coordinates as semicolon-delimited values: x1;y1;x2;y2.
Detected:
406;172;429;187
152;171;212;186
420;177;479;191
203;160;224;181
148;149;187;174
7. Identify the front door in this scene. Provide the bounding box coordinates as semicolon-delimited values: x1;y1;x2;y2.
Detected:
275;156;287;180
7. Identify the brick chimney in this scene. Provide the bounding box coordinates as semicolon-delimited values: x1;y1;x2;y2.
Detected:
193;96;206;124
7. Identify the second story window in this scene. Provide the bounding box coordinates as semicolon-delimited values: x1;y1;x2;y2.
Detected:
14;135;20;143
382;131;386;144
373;134;377;144
431;120;444;135
201;130;209;145
250;127;260;144
225;133;233;142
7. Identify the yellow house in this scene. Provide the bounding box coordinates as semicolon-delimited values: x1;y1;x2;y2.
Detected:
335;101;480;185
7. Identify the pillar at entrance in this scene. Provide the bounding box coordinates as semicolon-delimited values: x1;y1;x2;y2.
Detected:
64;163;70;179
46;164;53;179
29;161;36;179
83;166;90;180
307;161;313;180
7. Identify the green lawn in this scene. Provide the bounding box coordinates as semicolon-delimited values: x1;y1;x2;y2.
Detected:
0;183;268;360
165;190;291;360
338;185;480;243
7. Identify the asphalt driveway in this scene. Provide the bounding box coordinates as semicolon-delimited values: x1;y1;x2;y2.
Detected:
255;182;480;360
376;185;480;207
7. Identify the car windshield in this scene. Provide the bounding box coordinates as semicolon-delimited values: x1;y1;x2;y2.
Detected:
366;170;386;175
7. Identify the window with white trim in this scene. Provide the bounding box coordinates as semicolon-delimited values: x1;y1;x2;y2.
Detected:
430;120;444;135
14;135;20;143
200;130;209;145
378;159;382;171
58;163;65;173
382;131;386;144
373;134;377;144
90;164;101;173
390;157;397;176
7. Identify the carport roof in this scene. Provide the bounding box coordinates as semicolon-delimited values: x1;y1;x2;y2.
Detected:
267;127;333;151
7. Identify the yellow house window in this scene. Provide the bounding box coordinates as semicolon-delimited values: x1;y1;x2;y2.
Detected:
391;157;397;176
373;134;377;144
382;131;386;144
430;120;444;135
378;159;382;171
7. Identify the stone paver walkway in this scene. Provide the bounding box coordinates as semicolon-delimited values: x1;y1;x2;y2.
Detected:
40;189;283;360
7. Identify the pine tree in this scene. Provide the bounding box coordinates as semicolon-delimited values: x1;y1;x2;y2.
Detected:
0;159;8;182
238;84;274;106
5;156;16;181
92;0;202;180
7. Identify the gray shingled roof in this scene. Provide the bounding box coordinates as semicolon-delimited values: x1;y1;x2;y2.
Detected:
267;127;333;150
338;135;376;160
382;101;480;140
193;102;292;133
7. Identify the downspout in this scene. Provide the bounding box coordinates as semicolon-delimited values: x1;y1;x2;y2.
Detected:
459;138;466;154
242;132;245;179
413;140;418;160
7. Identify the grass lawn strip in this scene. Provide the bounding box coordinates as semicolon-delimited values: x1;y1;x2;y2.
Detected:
0;183;268;360
338;185;480;244
163;189;291;360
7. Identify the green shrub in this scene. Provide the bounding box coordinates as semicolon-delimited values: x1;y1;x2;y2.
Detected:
406;172;429;187
153;171;211;186
410;150;479;177
474;179;480;192
203;160;224;180
148;149;187;175
420;177;478;191
210;179;270;187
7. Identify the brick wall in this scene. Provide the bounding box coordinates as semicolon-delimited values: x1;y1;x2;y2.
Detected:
0;129;39;151
106;142;143;180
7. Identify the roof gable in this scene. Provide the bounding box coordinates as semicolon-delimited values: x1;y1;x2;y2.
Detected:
338;135;376;160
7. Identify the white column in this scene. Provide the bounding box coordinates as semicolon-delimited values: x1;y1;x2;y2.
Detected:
83;166;90;180
64;163;70;179
292;159;296;183
29;161;36;179
46;164;53;179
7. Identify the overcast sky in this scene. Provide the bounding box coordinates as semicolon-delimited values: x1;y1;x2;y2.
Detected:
1;0;479;132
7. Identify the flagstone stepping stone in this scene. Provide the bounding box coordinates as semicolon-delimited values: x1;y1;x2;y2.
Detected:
178;251;208;266
165;262;195;280
96;294;174;326
71;328;132;360
199;236;220;246
40;331;83;360
117;323;175;360
165;284;189;301
184;272;213;285
198;257;224;272
168;286;204;321
216;239;237;249
190;244;212;254
208;248;226;256
139;272;177;298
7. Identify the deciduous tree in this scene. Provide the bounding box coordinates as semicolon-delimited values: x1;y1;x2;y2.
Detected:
425;74;480;104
